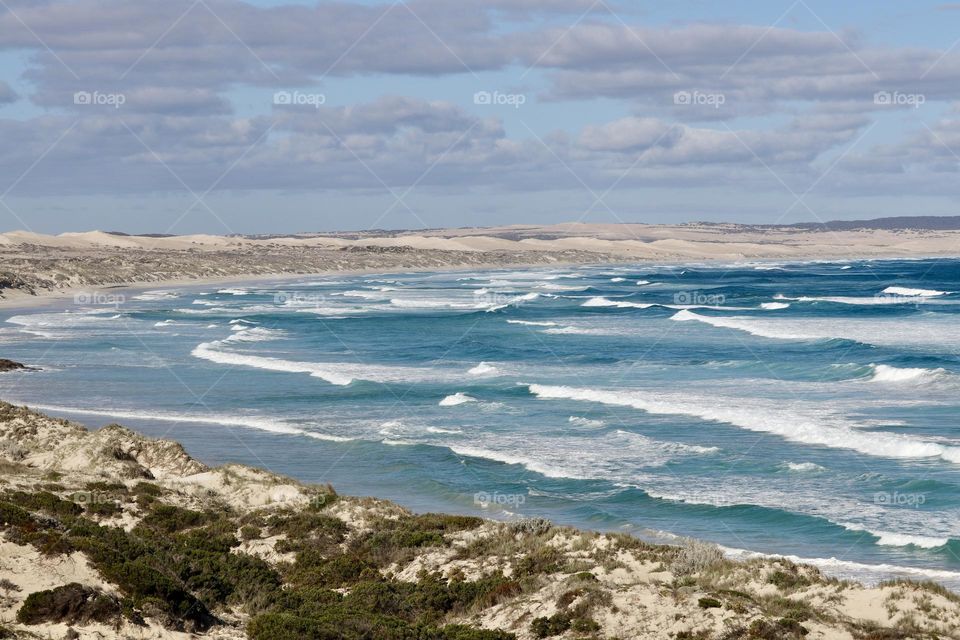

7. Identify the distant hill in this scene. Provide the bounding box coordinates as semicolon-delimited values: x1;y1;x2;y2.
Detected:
787;216;960;231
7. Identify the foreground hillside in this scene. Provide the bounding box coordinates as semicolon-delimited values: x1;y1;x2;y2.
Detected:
0;401;958;639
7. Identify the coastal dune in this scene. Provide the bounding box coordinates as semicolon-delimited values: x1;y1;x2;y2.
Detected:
3;221;960;305
0;402;958;639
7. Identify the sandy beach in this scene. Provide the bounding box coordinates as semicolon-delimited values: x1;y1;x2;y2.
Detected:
3;223;960;309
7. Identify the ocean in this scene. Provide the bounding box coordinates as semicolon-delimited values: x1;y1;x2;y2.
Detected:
3;258;960;588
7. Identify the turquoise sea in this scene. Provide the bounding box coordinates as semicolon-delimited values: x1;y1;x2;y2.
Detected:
3;258;960;587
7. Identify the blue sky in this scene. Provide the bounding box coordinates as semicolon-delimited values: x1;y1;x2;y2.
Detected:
0;0;959;234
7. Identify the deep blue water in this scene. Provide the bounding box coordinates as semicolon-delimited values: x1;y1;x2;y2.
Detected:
3;259;960;587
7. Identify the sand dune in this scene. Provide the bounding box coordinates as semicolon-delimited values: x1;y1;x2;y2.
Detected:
2;223;959;305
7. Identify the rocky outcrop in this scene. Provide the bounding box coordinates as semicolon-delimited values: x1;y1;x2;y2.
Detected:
0;360;30;372
0;403;206;479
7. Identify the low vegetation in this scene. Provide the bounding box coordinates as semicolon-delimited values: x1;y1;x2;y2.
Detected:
2;402;960;639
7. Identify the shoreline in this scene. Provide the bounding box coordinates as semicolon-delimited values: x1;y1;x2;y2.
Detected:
3;250;960;312
15;399;960;594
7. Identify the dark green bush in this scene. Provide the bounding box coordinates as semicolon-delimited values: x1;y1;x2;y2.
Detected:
137;504;207;533
530;613;571;638
16;583;122;625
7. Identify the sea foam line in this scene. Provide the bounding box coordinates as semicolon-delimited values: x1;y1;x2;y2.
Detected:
18;403;353;442
527;384;960;464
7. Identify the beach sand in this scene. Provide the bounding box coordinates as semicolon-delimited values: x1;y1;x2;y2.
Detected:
2;223;959;308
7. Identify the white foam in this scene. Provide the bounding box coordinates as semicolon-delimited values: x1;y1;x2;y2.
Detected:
760;302;790;310
217;288;250;296
507;319;558;327
869;364;951;384
223;326;286;343
636;280;651;286
721;546;960;587
883;286;949;297
670;310;960;348
535;283;588;292
527;384;960;464
192;343;355;385
153;319;177;327
610;277;626;282
542;325;613;335
582;297;654;309
568;416;605;427
468;362;499;376
485;292;541;312
439;392;477;407
425;426;463;435
21;403;353;442
840;523;949;549
132;290;179;301
447;445;590;479
333;290;388;300
785;295;932;306
780;461;826;473
192;327;436;386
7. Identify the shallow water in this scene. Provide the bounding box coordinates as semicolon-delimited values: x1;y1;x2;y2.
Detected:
3;259;960;587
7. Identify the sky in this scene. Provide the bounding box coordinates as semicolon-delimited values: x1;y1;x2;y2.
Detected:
1;0;960;235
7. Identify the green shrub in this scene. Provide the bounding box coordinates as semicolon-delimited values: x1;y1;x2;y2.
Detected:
4;490;82;519
137;504;207;533
769;570;810;591
698;597;722;609
570;617;601;633
530;612;571;638
16;583;122;625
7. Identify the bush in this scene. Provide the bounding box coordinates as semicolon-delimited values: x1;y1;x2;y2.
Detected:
530;613;571;638
4;491;82;519
17;583;122;625
137;504;207;533
768;570;810;591
508;518;552;536
671;538;724;576
698;597;722;609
